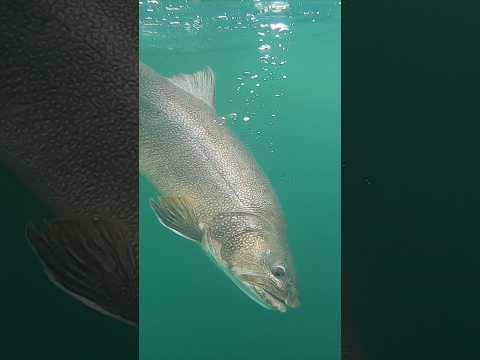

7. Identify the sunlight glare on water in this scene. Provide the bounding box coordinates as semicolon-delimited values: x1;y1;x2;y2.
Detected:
140;0;339;128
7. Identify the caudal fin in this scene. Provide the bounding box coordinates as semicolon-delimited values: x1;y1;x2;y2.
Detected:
26;218;138;326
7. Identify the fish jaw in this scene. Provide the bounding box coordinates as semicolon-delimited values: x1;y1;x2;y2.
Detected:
253;285;288;312
202;241;287;311
222;266;294;312
228;270;288;312
201;224;299;312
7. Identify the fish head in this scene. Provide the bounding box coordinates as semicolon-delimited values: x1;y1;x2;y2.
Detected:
204;212;299;312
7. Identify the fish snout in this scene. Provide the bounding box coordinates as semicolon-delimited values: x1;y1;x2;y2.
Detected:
286;289;300;308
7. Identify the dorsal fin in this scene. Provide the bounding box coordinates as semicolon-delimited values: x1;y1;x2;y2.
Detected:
169;67;216;109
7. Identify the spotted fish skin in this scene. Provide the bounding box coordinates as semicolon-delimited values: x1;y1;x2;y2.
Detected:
140;63;299;312
0;0;138;325
139;63;281;224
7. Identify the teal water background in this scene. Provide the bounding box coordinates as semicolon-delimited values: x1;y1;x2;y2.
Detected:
140;1;340;359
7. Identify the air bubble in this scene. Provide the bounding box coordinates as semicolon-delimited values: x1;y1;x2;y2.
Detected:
258;44;271;52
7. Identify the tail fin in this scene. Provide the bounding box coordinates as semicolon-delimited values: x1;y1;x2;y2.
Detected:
26;218;138;326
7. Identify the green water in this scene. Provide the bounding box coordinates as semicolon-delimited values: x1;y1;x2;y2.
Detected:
140;1;340;359
0;167;137;359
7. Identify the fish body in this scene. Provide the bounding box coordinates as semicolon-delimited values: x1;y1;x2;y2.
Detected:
0;0;138;325
140;63;299;311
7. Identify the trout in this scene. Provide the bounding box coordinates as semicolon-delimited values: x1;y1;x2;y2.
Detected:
140;63;299;311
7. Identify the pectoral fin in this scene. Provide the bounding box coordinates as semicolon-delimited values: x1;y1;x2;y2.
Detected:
150;196;203;243
26;218;138;326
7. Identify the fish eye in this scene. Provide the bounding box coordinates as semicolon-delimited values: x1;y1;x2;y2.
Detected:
272;265;286;278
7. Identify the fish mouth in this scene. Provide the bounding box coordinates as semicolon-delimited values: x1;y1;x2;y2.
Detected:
237;274;293;312
225;271;289;312
201;243;295;312
253;286;288;312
